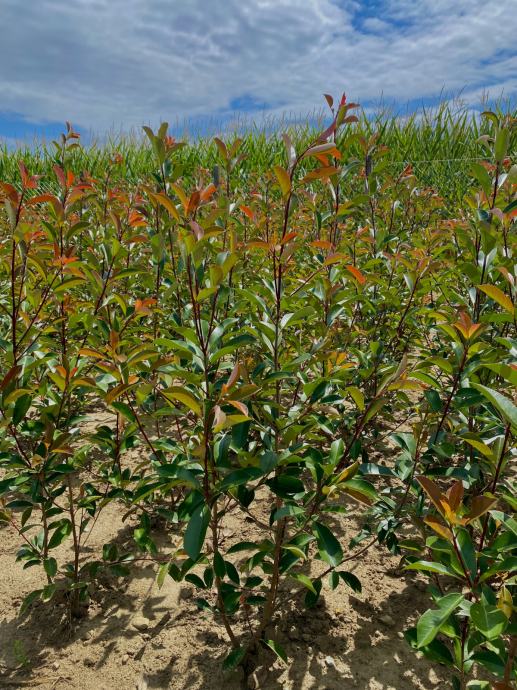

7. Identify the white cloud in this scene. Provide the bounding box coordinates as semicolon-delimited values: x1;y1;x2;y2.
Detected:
361;17;392;33
0;0;515;133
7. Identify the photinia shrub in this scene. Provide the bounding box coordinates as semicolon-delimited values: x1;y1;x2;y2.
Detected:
0;102;515;688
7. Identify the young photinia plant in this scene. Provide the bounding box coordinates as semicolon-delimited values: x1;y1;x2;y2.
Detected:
0;102;515;687
394;111;517;690
0;129;132;619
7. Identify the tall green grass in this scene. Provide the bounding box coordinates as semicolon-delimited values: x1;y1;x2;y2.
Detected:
1;101;515;200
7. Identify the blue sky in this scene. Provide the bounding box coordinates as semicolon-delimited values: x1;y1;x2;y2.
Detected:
0;0;515;143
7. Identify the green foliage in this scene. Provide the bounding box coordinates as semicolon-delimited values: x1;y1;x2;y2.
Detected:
2;100;516;202
0;101;515;688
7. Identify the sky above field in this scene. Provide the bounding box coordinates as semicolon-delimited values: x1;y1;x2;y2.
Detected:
0;0;516;142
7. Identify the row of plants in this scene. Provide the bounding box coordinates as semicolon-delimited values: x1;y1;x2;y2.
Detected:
0;96;515;689
2;100;517;202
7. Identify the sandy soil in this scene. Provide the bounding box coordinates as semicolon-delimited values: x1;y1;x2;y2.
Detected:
0;415;449;690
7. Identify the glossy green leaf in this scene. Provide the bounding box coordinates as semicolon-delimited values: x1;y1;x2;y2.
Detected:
313;521;342;567
416;593;464;648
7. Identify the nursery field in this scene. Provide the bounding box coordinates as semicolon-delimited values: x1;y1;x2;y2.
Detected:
0;98;516;690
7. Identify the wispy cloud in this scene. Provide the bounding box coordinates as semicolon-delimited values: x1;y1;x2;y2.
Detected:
0;0;515;136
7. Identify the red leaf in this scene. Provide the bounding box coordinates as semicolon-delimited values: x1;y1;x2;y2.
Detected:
53;165;66;189
0;182;20;203
317;122;336;143
186;191;201;216
26;194;56;206
0;365;22;391
18;161;29;188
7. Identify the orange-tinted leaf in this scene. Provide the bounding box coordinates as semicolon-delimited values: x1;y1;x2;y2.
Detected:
63;264;85;278
417;476;446;517
154;192;180;221
240;205;254;220
281;232;298;244
248;241;270;251
323;252;348;266
55;365;68;379
213;137;228;161
200;183;216;202
345;265;366;284
18;161;29;188
315;153;331;166
106;383;134;404
109;330;119;351
135;298;157;314
78;348;104;359
0;182;19;203
304;143;341;158
454;312;482;340
342;487;372;506
128;209;147;227
26;194;56;206
222;362;241;392
186;190;201;215
424;516;453;542
465;495;498;523
311;240;333;250
496;267;514;287
128;234;148;244
228;400;248;415
446;481;464;511
301;166;340;183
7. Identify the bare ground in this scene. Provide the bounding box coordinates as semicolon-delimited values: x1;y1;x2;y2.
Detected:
0;415;449;690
